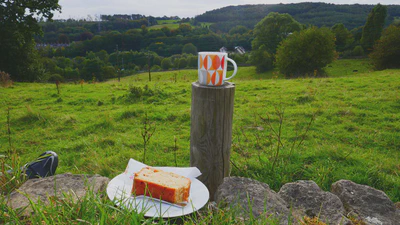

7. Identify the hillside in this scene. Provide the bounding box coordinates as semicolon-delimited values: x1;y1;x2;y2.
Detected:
195;2;400;32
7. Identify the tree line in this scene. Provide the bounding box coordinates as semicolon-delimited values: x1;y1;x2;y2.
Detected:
195;3;400;33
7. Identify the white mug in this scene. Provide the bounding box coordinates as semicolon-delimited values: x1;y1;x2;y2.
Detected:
198;52;238;86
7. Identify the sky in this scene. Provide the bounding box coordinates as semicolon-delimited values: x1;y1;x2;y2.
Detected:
53;0;399;20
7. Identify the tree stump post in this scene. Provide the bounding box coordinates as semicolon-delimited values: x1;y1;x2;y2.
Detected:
190;81;235;201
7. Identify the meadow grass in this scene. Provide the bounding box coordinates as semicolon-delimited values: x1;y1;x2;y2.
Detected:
149;22;191;30
0;59;399;223
157;20;180;25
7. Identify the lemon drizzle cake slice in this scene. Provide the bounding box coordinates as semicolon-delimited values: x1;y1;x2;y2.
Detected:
131;167;191;204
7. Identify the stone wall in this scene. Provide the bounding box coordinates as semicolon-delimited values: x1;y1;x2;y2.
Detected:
215;177;400;225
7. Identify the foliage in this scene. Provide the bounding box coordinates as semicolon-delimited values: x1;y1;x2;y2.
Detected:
151;65;162;72
392;17;400;27
252;12;303;55
275;27;337;77
0;71;12;87
361;4;388;52
369;25;400;70
352;45;365;56
81;58;104;81
250;45;274;73
182;43;198;55
229;25;249;35
0;0;61;81
175;58;186;69
331;23;354;52
251;12;302;73
48;74;65;82
195;3;400;32
161;58;173;70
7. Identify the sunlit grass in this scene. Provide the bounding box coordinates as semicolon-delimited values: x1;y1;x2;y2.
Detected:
1;59;399;223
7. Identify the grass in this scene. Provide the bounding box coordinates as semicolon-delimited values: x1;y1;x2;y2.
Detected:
149;20;191;30
1;59;399;223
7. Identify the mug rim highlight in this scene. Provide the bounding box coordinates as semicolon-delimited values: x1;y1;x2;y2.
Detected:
198;51;227;55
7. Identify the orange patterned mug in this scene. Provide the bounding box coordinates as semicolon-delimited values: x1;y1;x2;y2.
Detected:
198;52;238;86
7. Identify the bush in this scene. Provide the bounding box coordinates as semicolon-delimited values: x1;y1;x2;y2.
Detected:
0;71;12;87
275;27;337;77
182;43;197;55
161;58;173;70
187;55;197;68
352;46;365;56
250;45;274;73
101;66;117;79
151;65;161;72
369;25;400;70
178;58;187;69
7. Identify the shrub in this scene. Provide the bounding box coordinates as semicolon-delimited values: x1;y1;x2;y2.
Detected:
182;43;197;55
151;65;161;72
161;58;172;70
369;25;400;70
187;55;197;68
352;45;365;56
0;71;12;87
275;27;337;77
178;58;187;69
250;45;274;73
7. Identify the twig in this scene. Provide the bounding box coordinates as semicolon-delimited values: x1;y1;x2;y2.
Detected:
7;107;12;156
271;107;284;172
141;112;156;164
174;136;178;167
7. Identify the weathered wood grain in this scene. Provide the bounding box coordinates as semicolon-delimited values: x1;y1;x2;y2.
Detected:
190;81;235;201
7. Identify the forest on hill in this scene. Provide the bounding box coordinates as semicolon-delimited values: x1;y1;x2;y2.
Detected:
194;3;400;32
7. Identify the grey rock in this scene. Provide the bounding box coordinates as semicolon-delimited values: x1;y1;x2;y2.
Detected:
8;173;110;216
332;180;400;225
215;176;292;225
278;180;351;225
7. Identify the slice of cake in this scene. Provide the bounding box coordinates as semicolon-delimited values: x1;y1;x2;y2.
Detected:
131;167;191;203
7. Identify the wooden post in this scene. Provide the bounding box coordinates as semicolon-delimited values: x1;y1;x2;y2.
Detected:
190;81;235;201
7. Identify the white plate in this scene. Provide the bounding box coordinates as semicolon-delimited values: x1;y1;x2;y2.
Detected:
107;173;209;218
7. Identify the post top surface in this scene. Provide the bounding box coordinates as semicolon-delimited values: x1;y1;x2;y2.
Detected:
192;81;235;89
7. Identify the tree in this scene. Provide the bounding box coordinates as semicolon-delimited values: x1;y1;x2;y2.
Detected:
369;25;400;70
361;4;387;52
252;12;302;55
182;43;197;55
177;24;192;35
275;27;337;78
0;0;61;81
331;23;354;52
58;34;70;44
251;12;302;72
81;58;104;81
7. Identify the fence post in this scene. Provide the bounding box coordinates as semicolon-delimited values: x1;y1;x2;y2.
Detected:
190;81;235;201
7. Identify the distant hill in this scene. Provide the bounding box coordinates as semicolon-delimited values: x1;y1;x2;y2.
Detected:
194;3;400;32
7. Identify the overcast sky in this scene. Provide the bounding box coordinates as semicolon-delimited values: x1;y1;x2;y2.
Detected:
53;0;399;20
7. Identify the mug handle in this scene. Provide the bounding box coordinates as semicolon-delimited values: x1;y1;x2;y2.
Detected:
224;57;238;81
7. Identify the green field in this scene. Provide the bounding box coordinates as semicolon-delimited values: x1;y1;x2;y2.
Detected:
156;20;180;25
1;59;400;223
149;20;191;30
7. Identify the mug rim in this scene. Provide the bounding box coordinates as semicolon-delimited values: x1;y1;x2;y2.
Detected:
198;51;227;55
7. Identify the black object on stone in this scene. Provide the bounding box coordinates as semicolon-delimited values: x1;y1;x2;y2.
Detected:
24;151;58;179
